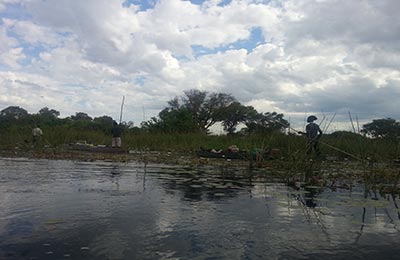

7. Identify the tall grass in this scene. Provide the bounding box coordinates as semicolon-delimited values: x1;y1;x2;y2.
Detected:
1;125;398;161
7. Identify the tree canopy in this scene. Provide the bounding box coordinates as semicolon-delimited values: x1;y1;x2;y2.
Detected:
38;107;60;118
0;90;291;135
143;89;289;134
2;101;399;139
361;118;400;139
0;106;28;119
181;89;236;132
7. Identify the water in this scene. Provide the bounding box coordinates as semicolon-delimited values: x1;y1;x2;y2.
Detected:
0;158;399;260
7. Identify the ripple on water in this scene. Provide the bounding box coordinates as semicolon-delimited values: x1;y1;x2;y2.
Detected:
1;158;400;259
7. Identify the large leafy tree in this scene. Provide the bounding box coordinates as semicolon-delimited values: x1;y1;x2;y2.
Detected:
145;90;290;134
0;106;28;119
361;118;400;139
142;108;197;133
35;107;61;126
160;107;198;133
71;112;92;121
243;111;289;134
0;106;30;128
66;112;94;130
180;89;236;132
38;107;60;118
93;115;114;132
221;102;258;135
143;89;235;133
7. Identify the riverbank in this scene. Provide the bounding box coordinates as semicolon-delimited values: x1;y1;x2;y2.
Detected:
2;145;400;195
0;145;354;180
0;146;259;168
0;145;378;174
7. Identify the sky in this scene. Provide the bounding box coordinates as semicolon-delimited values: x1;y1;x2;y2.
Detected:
0;0;399;132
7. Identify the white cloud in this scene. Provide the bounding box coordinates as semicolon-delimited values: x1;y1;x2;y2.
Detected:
0;0;18;12
0;0;399;128
0;47;24;69
3;18;61;45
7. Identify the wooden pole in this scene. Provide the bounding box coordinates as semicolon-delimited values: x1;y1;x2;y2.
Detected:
348;111;356;134
269;115;364;161
119;96;125;124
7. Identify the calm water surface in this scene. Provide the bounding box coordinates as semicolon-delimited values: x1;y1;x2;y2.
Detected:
0;157;399;260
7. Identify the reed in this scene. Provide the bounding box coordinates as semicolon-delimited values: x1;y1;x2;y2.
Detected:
1;125;398;162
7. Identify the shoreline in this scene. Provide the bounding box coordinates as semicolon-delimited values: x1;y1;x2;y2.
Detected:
0;147;264;168
2;147;400;194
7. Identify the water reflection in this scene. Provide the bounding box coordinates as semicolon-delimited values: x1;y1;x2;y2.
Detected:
0;158;400;259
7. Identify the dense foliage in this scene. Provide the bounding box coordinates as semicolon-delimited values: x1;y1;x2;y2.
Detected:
142;89;289;134
0;90;290;148
361;118;400;139
1;90;399;161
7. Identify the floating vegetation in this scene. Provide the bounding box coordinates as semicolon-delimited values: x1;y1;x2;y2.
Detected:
289;190;311;195
44;219;64;225
189;184;203;189
214;193;225;197
305;186;323;189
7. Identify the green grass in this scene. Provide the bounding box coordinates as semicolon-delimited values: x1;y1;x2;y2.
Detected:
1;126;399;162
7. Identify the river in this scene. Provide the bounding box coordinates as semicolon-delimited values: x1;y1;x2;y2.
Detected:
0;158;399;259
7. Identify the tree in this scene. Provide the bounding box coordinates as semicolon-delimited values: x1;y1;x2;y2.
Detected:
38;107;60;118
328;130;362;138
71;112;92;121
0;106;30;128
142;108;198;133
202;92;236;128
221;102;258;135
93;115;114;132
173;89;236;132
242;111;289;134
0;106;28;119
361;118;400;139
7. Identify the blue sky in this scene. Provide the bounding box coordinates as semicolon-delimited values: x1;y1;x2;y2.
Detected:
191;27;264;57
1;0;400;132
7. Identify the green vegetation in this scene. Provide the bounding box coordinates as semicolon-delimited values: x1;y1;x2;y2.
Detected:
1;90;400;163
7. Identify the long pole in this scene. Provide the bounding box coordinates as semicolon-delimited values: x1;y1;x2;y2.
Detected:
323;112;336;133
268;117;364;161
348;111;356;134
119;96;125;124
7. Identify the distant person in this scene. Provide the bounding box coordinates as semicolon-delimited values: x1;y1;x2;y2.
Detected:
111;121;123;148
32;125;43;146
305;115;323;157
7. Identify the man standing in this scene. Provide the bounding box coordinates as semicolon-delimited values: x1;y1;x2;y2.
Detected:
305;115;323;157
111;121;123;148
32;125;43;147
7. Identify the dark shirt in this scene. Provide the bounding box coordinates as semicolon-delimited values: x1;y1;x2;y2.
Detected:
306;122;322;140
111;125;123;137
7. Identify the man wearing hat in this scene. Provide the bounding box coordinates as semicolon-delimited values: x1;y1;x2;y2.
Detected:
305;115;323;157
